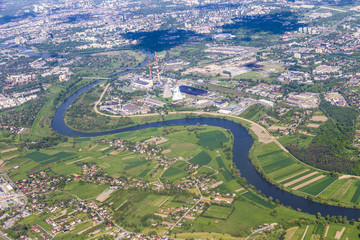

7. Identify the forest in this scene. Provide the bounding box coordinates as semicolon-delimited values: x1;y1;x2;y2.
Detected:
0;97;47;128
65;87;133;132
287;101;358;174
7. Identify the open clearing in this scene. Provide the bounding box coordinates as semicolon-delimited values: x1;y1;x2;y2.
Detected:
310;116;328;122
96;188;114;202
203;205;233;219
251;125;273;143
306;123;320;128
268;126;289;131
64;182;109;200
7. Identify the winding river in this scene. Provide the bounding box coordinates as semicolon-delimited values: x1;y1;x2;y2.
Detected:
49;53;360;220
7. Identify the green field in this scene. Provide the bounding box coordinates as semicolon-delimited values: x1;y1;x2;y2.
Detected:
242;191;275;209
257;149;296;174
271;165;306;182
319;178;360;203
63;182;109;200
203;205;233;219
215;157;233;181
25;151;76;165
189;151;212;165
51;163;82;176
198;130;228;149
297;176;337;196
162;161;188;182
124;159;148;170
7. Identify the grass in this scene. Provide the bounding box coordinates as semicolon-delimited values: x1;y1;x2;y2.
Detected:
280;170;314;185
189;151;212;165
303;224;315;239
51;163;81;176
215;157;233;181
202;205;233;219
162;161;188;182
9;158;44;181
240;104;267;122
25;152;52;162
25;151;76;165
278;134;313;149
63;182;109;200
242;191;275;209
271;165;306;181
105;189;171;231
257;148;296;175
186;198;314;236
124;159;148;170
198;130;228;149
169;232;244;240
298;176;337;196
319;178;360;203
255;142;298;176
314;224;324;235
351;181;360;203
74;137;91;142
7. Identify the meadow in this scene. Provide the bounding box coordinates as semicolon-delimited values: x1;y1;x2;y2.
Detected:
63;182;109;200
202;205;234;219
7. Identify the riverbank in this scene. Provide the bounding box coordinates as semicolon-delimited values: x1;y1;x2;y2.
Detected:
72;109;360;210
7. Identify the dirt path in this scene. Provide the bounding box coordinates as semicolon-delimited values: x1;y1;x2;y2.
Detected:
66;156;91;165
93;83;110;114
339;175;360;180
335;227;346;239
279;170;310;183
88;144;98;151
115;200;128;211
301;225;309;240
285;227;298;240
284;172;318;187
324;225;330;237
292;175;325;190
158;196;170;207
1;148;18;154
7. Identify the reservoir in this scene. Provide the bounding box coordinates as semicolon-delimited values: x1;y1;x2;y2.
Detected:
179;85;208;96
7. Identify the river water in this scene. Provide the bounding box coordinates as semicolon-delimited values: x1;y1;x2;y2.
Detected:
46;50;360;219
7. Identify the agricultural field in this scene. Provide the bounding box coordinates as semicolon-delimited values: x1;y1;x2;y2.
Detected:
198;130;228;149
25;151;76;165
189;151;212;165
254;142;339;201
285;224;359;240
202;205;234;219
319;178;360;203
63;182;109;200
242;191;275;209
183;197;314;237
161;161;188;182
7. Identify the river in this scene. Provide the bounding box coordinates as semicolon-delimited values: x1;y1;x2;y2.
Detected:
48;52;360;220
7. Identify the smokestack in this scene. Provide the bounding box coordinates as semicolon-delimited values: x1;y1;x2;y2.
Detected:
155;52;160;82
148;55;152;79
